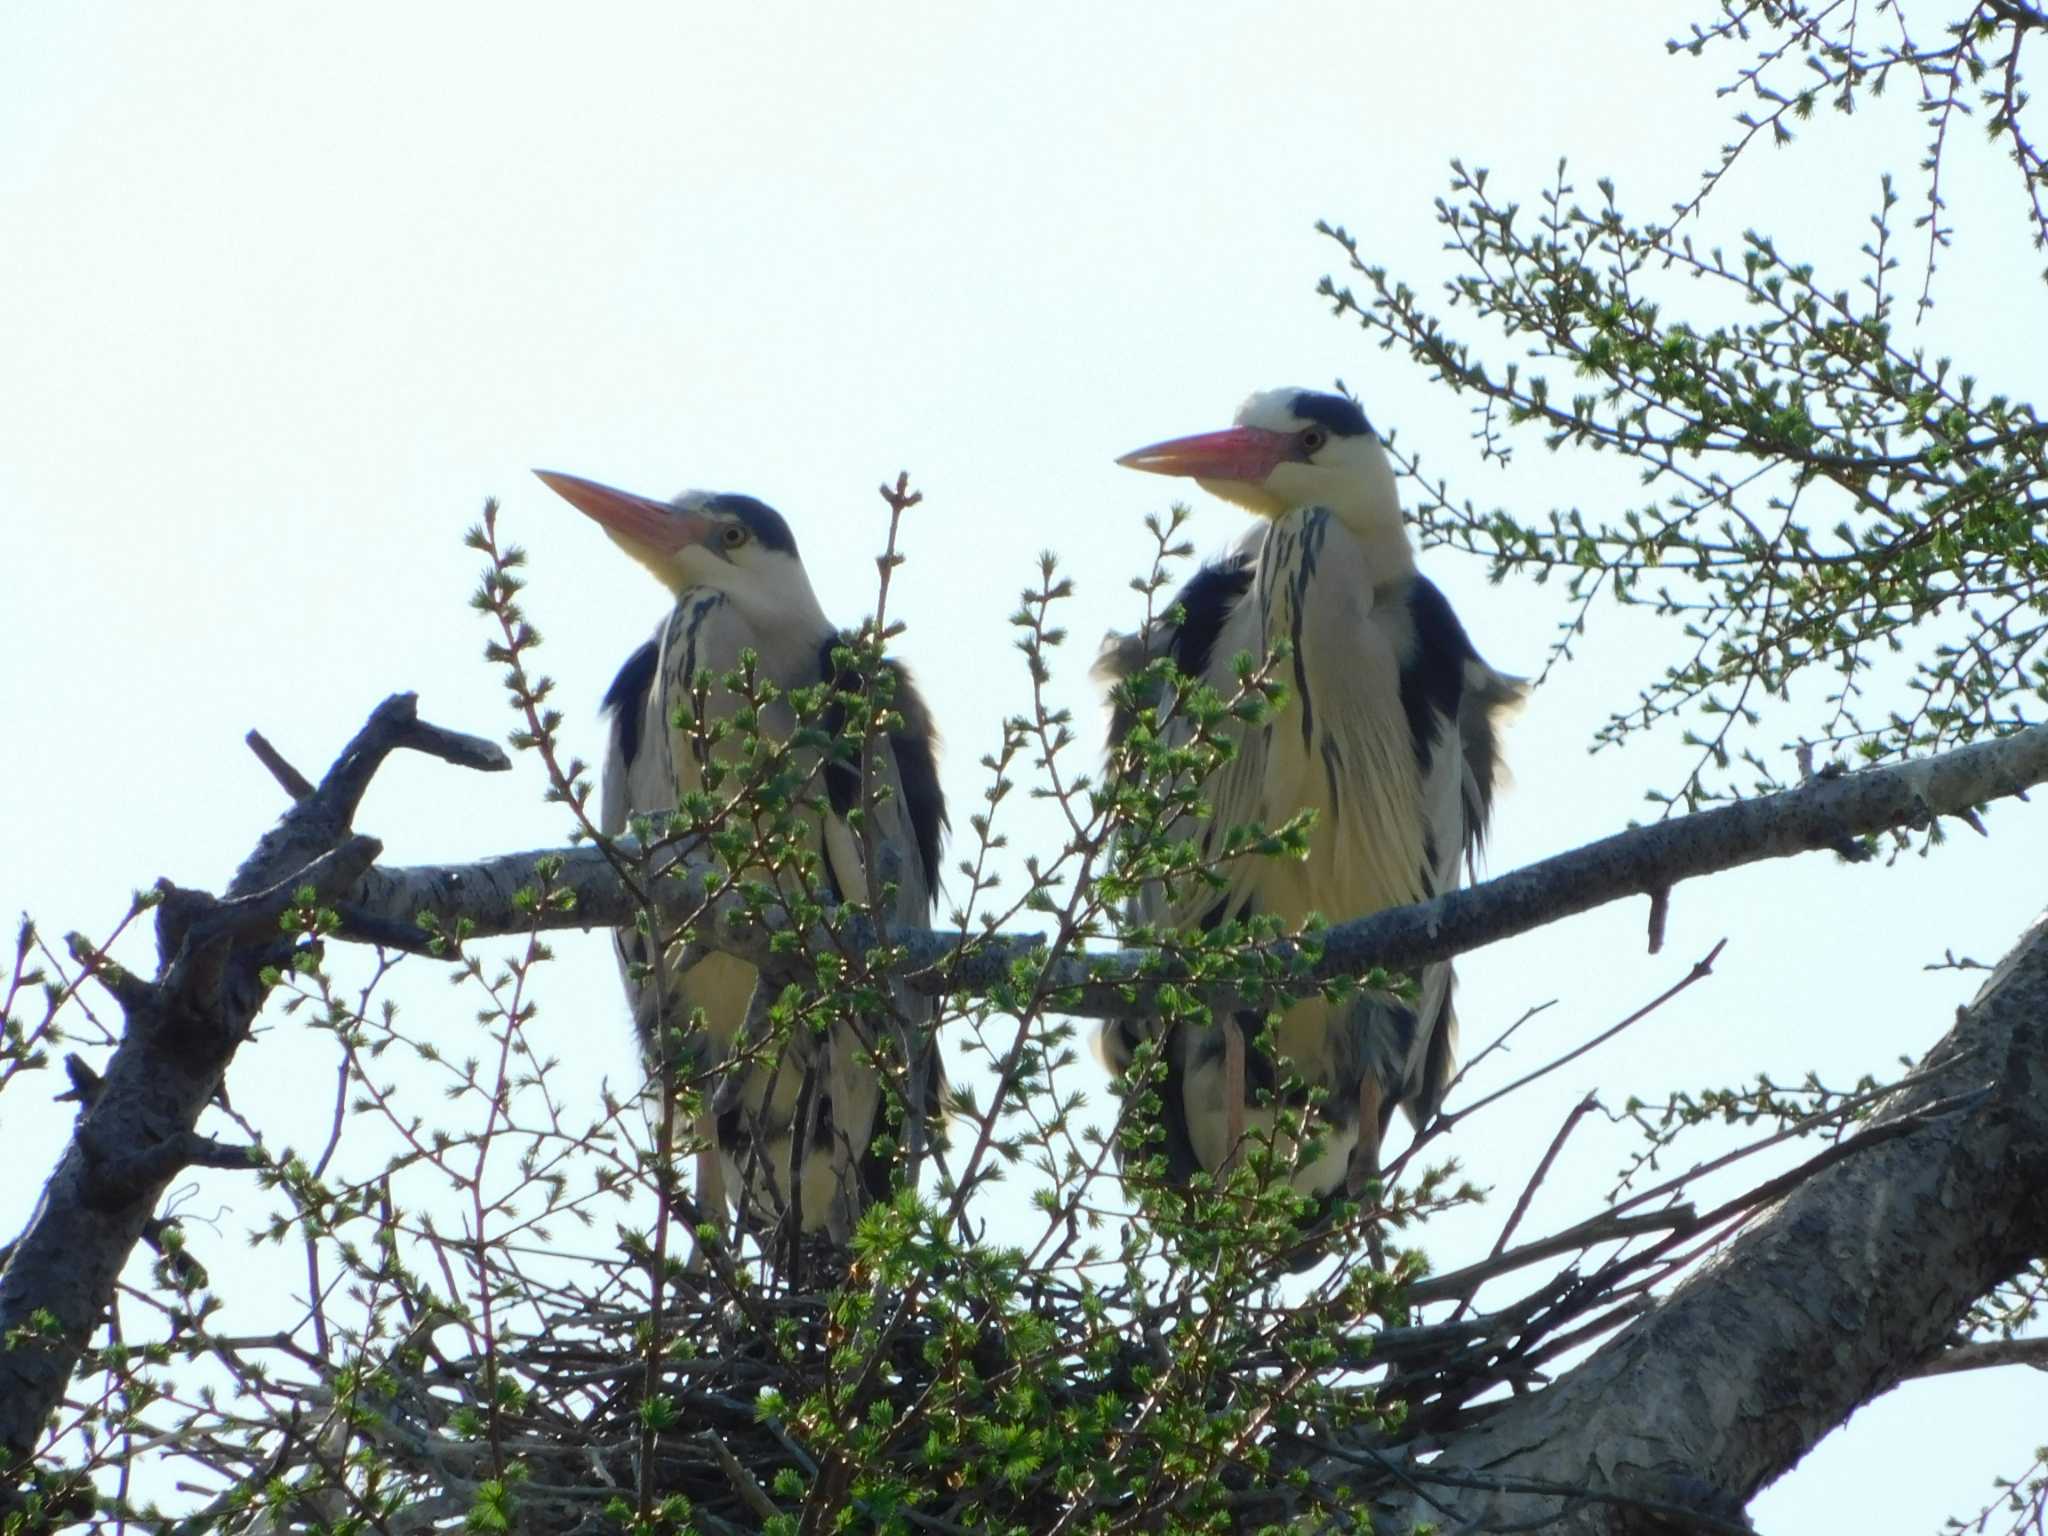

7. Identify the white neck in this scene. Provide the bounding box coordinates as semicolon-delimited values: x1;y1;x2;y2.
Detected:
1326;497;1416;586
732;579;837;679
1246;440;1417;584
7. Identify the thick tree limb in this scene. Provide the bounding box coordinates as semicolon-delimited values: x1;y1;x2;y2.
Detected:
343;720;2048;1016
0;695;508;1483
1327;903;2048;1534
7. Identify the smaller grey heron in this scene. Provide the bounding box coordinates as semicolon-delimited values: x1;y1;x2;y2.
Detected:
537;469;949;1248
1097;388;1520;1223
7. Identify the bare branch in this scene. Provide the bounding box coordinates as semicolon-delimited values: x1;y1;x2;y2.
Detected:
1645;886;1669;954
244;730;315;801
344;721;2048;1016
702;1429;781;1524
315;693;510;828
1916;1336;2048;1379
92;1132;265;1198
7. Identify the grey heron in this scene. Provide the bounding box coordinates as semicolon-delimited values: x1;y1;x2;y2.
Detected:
1096;388;1520;1220
536;469;949;1247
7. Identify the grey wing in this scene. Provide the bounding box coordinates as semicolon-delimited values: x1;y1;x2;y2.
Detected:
1091;541;1268;1184
599;637;664;842
600;632;672;1048
1091;620;1174;939
1090;619;1200;1183
880;665;950;1147
1405;653;1524;1126
1457;661;1525;875
1093;536;1267;942
813;658;950;1230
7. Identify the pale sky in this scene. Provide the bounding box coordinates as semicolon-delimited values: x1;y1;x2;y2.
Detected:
5;6;2042;1527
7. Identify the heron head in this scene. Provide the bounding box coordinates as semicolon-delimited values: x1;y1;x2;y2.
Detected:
1116;388;1401;541
535;471;829;631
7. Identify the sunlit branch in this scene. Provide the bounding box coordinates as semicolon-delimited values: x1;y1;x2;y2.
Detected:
345;721;2048;1015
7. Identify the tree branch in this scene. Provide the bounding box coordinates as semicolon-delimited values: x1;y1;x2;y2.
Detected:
0;694;506;1484
11;696;2046;1520
244;730;315;802
1915;1336;2048;1379
1327;902;2048;1532
343;720;2048;1016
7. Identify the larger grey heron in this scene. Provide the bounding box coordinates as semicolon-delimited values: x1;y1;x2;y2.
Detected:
1096;388;1520;1217
536;470;949;1246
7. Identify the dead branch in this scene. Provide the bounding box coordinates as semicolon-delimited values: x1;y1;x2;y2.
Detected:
0;694;508;1480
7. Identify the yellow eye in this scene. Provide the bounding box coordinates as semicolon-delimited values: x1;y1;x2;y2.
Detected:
720;523;749;550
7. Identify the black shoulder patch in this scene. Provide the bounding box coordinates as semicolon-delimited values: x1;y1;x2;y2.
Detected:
1290;391;1373;439
887;660;949;898
814;636;949;902
1102;552;1254;752
816;636;862;821
602;638;661;767
703;493;799;555
1398;576;1478;775
1169;552;1255;681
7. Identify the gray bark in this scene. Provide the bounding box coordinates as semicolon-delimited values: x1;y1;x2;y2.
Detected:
1336;906;2048;1534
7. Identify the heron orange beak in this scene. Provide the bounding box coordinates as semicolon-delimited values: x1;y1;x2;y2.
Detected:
1115;426;1294;483
533;470;716;554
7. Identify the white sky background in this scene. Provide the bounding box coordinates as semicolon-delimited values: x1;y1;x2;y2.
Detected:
4;4;2044;1528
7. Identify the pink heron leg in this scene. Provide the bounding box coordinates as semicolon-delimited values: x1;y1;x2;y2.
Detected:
1350;1076;1385;1196
1352;1076;1389;1267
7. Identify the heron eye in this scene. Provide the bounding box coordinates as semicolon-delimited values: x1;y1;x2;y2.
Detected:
1301;427;1329;454
720;524;749;550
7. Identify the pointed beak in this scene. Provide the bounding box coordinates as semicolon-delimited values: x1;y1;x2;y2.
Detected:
1115;426;1294;484
533;470;715;555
